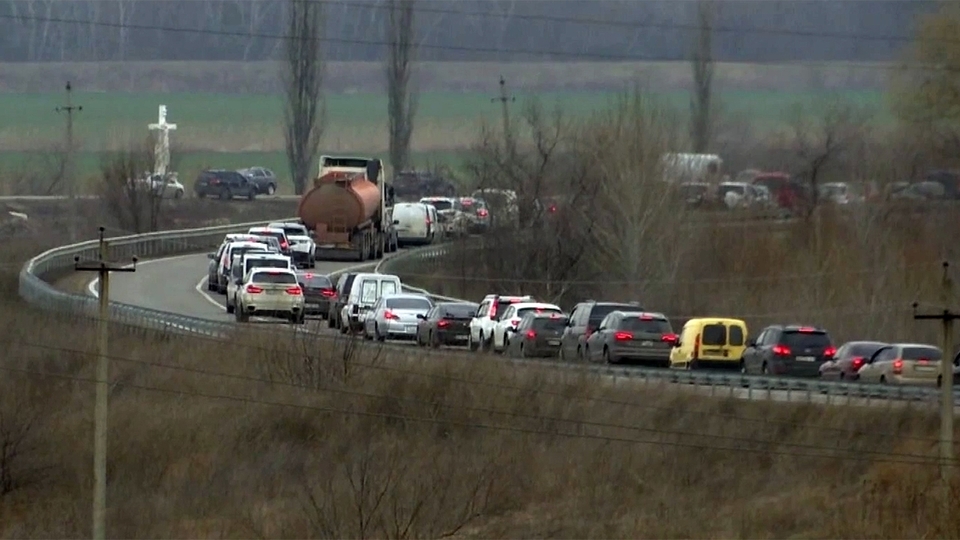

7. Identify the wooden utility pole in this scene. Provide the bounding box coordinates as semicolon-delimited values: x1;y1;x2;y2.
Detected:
491;75;515;152
913;261;957;485
74;227;137;540
57;81;83;242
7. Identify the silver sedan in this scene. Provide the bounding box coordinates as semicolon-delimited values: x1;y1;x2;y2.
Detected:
363;293;434;342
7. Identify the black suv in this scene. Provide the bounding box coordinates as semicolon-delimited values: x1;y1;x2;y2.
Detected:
742;324;836;377
559;300;643;362
194;170;256;200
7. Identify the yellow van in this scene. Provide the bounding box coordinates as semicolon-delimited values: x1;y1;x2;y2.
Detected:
669;318;748;370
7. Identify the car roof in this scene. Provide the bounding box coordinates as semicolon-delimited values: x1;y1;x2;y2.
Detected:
523;311;568;318
381;293;431;300
781;325;828;333
613;310;668;319
248;227;285;233
438;301;478;307
250;267;295;274
227;241;265;248
892;342;940;349
244;253;287;259
509;302;561;310
353;272;399;279
684;317;747;325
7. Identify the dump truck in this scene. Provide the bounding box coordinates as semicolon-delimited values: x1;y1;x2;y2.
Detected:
297;155;396;261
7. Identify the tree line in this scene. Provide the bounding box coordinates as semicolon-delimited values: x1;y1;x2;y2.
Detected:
0;0;931;63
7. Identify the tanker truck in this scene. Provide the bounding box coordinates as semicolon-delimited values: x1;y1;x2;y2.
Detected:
297;155;396;262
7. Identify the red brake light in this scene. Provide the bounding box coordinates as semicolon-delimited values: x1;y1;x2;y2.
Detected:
548;204;557;213
614;331;633;341
280;241;289;249
477;209;488;217
797;326;816;333
509;318;520;327
304;273;314;278
640;314;653;320
320;288;337;298
285;286;302;295
384;310;399;320
661;333;679;344
525;330;537;339
851;356;865;370
893;359;904;374
772;344;791;356
246;285;263;294
437;319;450;328
824;346;837;358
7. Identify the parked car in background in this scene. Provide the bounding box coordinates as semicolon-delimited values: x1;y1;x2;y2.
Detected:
506;312;569;358
742;325;836;377
818;341;888;381
583;311;677;366
857;343;943;386
416;301;479;348
194;169;256;200
238;167;279;195
133;172;184;199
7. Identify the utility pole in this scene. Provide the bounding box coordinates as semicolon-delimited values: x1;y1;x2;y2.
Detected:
56;81;82;242
490;75;515;153
913;261;957;487
74;227;137;540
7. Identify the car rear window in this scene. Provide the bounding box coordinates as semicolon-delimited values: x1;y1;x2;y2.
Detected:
248;259;288;272
781;331;831;349
282;225;309;236
902;346;942;361
589;304;640;325
440;304;478;319
729;325;744;346
533;317;569;331
848;342;886;357
516;307;561;319
702;324;727;346
426;200;453;211
252;272;297;284
620;317;671;333
257;231;285;241
386;297;432;310
496;298;527;317
299;275;332;289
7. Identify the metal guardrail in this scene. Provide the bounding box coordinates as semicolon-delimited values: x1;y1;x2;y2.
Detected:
18;223;960;407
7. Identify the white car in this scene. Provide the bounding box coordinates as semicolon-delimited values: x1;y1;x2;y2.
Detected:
226;253;293;314
339;273;403;333
247;226;292;258
468;294;535;352
393;202;438;247
235;268;305;324
491;302;563;353
267;222;316;268
419;196;469;238
216;240;270;293
363;293;434;342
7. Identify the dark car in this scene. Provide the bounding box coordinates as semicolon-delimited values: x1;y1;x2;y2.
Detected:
507;312;569;358
819;340;888;381
742;325;836;377
416;302;479;348
560;300;643;362
583;311;677;366
194;170;256;200
296;272;336;318
327;272;359;329
238;167;278;196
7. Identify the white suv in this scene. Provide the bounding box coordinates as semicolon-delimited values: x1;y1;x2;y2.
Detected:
491;302;563;353
226;253;292;314
235;268;305;324
468;294;535;352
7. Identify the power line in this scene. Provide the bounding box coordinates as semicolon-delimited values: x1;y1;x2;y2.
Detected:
0;12;940;71
0;361;942;466
34;314;942;443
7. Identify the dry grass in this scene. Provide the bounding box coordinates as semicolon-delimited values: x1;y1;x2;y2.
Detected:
0;228;958;538
0;61;892;94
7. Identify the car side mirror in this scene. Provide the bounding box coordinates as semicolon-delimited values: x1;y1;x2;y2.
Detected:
207;253;216;259
506;326;516;332
747;339;756;347
416;314;425;320
393;219;400;225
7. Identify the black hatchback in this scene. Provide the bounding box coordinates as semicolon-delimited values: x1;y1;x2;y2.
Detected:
296;272;336;317
743;324;837;377
508;312;569;358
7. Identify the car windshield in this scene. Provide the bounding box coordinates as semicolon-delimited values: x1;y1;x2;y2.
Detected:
902;346;942;361
782;331;831;348
298;275;332;289
516;307;561;318
251;272;296;284
440;304;478;319
386;297;432;310
620;317;671;333
533;317;569;331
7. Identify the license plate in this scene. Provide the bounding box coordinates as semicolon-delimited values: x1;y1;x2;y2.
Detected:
404;325;416;332
305;303;318;308
796;356;815;362
548;339;560;346
916;365;937;372
457;334;469;340
642;341;652;346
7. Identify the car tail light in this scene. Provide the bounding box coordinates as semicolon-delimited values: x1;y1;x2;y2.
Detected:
893;359;904;374
437;319;450;328
585;326;595;338
525;330;537;340
285;285;302;295
477;209;488;217
772;344;791;356
320;288;337;298
824;346;837;358
640;314;653;320
661;333;679;345
548;204;557;213
851;356;865;370
246;285;263;294
384;310;399;320
509;318;520;327
797;326;816;333
280;241;289;250
614;331;633;341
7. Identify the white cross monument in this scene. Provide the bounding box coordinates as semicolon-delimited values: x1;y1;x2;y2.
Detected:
148;105;177;177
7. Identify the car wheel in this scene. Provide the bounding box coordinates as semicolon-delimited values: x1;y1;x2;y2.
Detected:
468;333;479;352
739;360;747;374
327;313;336;329
879;375;887;384
339;320;349;334
219;188;232;200
174;190;183;199
267;184;276;196
498;334;509;354
761;363;769;375
479;332;489;352
558;346;566;362
247;189;256;201
519;343;528;358
376;324;386;342
603;347;615;364
430;331;440;349
226;300;234;314
363;325;373;340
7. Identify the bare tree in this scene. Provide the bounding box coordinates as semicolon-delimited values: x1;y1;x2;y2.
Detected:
385;0;418;175
689;0;715;153
282;0;326;195
98;142;165;234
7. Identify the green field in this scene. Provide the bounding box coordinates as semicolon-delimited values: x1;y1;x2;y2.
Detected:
0;87;888;194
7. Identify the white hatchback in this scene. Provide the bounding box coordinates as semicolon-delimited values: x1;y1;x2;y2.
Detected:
363;293;434;341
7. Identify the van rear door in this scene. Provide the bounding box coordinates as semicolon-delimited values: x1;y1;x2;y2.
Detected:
698;322;730;360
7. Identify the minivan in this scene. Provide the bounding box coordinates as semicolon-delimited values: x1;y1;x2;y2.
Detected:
338;272;403;333
393;202;437;247
669;317;748;370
